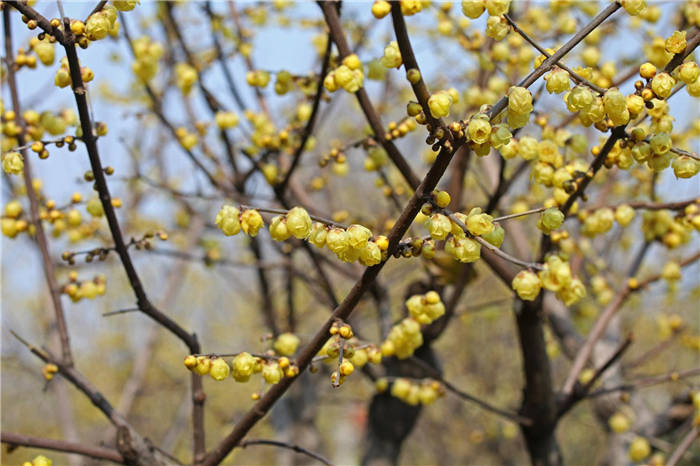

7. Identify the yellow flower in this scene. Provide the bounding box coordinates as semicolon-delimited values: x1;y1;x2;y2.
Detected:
614;204;635;226
2;151;23;175
651;72;675;99
672;156;700;178
665;30;687;54
274;333;301;356
628;437;651;462
175;62;198;95
113;0;140;11
371;0;391;19
508;86;534;114
538;207;564;234
428;91;452;119
215;111;239;129
621;0;646;16
359;241;382;266
269;215;291;241
486;0;510;16
215;205;241;236
209;358;230;381
286;206;312;239
486;16;508;41
461;0;485;19
241;209;264;237
380;41;402;68
326;227;350;254
467;116;492;144
546;68;570;94
232;352;256;382
466;207;494;236
262;362;284;384
86;12;110;40
512;270;542;301
425;213;452;240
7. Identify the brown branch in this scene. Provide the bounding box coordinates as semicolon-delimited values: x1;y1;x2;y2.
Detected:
9;332;173;465
3;7;73;366
488;1;622;119
587;367;700;399
52;18;205;464
277;31;333;193
119;13;236;199
202;2;248;112
86;0;108;21
1;432;125;464
406;357;532;425
390;3;449;134
319;1;421;190
666;425;699;466
557;334;634;417
60;17;198;353
240;439;333;466
5;1;66;44
623;327;686;371
202;142;458;465
503;13;606;95
561;249;700;396
444;209;544;271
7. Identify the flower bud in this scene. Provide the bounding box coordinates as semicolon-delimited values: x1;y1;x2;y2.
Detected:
209;358;230;381
262;362;284;384
428;91;452;119
461;0;485;19
467;116;492;144
538;207;565;234
628;437;651;462
241;209;264;237
273;332;301;356
232;352;256;382
215;205;241;236
512;270;542;301
2;152;23;175
286;206;312;239
371;0;391;19
425;213;452;240
308;222;328;248
466;207;494;236
651;72;675;99
326;227;350;254
546;68;570;94
672;156;700;178
614;204;635;226
380;41;402;68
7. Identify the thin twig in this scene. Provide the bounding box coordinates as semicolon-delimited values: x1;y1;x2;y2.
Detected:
561;250;700;396
3;7;73;367
504;13;606;95
1;432;125;464
240;439;333;466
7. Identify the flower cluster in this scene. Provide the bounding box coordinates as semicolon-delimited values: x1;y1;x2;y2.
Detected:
62;274;107;302
507;86;534;129
22;455;52;466
131;36;163;82
175;63;198;96
324;54;364;93
376;377;444;405
512;256;585;306
380;291;445;359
